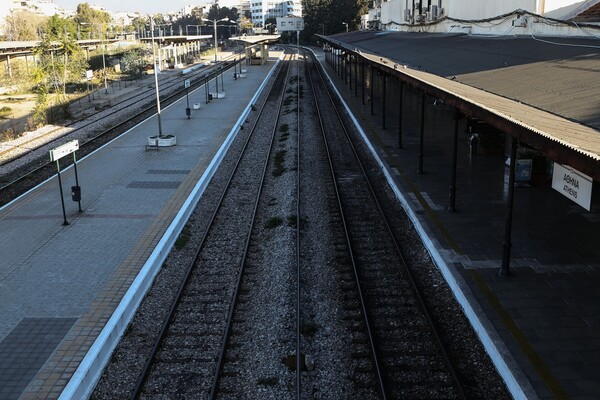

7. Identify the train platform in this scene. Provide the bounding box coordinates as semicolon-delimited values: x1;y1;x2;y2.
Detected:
0;54;280;400
314;48;600;399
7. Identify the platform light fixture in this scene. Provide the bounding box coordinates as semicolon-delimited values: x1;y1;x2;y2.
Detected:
149;15;163;138
100;24;108;94
203;17;229;63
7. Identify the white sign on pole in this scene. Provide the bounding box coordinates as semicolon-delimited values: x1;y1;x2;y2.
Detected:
551;163;593;211
184;79;191;88
276;17;304;31
85;70;94;80
49;140;79;162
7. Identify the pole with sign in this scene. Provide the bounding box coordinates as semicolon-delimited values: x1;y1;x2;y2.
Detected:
49;140;82;225
552;163;593;211
184;79;191;119
276;17;304;85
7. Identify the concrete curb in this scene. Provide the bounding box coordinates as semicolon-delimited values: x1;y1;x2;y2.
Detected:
58;57;281;400
309;47;533;400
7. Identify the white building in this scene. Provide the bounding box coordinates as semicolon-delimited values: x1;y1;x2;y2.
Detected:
2;0;66;19
250;0;301;27
1;0;68;37
368;0;599;36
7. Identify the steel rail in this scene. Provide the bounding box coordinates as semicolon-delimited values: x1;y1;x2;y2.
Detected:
208;53;293;399
130;54;286;399
0;58;242;202
304;49;388;399
295;48;302;399
310;48;469;399
0;53;243;163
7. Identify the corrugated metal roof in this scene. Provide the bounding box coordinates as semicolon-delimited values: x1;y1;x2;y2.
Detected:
231;35;280;44
390;59;600;162
327;31;600;164
573;2;600;21
336;31;600;130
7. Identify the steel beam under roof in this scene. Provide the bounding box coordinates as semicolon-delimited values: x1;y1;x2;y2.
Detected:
321;36;600;181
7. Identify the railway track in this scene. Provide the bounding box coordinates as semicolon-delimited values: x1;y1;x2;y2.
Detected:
0;54;244;207
0;52;243;163
130;52;293;399
91;47;510;400
303;49;467;398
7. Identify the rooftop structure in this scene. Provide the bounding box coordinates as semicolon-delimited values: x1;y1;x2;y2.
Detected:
250;0;302;28
322;30;600;179
368;0;600;35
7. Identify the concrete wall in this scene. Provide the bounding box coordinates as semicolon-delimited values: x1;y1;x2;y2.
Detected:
376;0;593;36
448;0;536;20
377;0;538;26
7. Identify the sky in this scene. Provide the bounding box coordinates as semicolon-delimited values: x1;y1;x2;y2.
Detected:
52;0;241;14
51;0;584;16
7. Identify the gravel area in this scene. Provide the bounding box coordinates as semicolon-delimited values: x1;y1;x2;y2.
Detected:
317;48;512;399
297;52;380;399
215;57;299;398
91;54;288;399
90;48;511;400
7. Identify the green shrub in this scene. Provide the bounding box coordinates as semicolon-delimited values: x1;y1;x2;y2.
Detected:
264;216;283;229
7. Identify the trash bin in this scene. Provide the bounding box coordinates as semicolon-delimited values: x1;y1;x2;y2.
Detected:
71;186;81;202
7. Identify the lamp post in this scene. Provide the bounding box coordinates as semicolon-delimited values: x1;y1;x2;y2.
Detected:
342;22;348;32
204;17;229;63
150;16;163;138
101;26;108;94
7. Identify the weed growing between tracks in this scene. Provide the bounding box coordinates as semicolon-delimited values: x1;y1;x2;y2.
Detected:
273;149;287;177
174;224;192;249
264;216;283;229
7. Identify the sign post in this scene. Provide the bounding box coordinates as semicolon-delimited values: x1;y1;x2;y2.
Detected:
552;163;593;211
49;140;81;225
277;17;304;84
276;17;305;32
184;79;191;119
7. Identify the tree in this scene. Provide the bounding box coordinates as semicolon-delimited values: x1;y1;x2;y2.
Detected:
0;59;31;92
265;16;277;31
74;3;111;38
128;16;148;36
151;13;166;26
31;15;88;124
207;5;237;21
120;46;147;78
301;0;367;42
240;16;254;33
2;10;47;41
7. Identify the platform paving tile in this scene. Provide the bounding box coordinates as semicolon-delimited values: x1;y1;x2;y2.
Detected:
0;59;277;399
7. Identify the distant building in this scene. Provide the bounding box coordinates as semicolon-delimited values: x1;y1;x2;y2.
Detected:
2;0;66;19
0;0;67;37
250;0;302;27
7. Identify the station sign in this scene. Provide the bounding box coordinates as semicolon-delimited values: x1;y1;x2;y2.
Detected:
184;79;191;89
551;163;593;211
49;140;79;162
277;17;304;31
